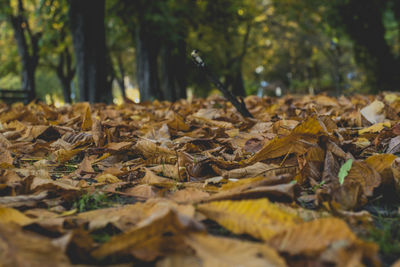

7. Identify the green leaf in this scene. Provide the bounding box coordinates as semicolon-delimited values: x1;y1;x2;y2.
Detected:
338;159;353;185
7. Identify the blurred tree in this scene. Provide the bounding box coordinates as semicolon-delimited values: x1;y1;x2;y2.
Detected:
327;0;400;91
189;0;258;97
40;0;75;103
243;0;358;95
0;19;19;88
68;0;110;103
116;0;162;102
1;0;41;101
115;0;196;102
159;0;194;101
106;0;135;100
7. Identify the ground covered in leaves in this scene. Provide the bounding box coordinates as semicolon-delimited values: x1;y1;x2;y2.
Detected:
1;94;400;267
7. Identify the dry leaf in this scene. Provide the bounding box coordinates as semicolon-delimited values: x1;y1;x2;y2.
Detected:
268;218;379;266
92;205;204;259
0;207;34;225
246;116;327;164
0;223;70;266
81;104;93;131
365;154;397;185
360;100;385;124
96;173;121;183
185;233;287;267
198;199;301;240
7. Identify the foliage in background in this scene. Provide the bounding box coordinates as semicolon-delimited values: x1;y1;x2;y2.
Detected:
0;0;399;102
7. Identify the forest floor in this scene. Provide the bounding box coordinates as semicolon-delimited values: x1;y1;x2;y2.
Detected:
0;94;400;266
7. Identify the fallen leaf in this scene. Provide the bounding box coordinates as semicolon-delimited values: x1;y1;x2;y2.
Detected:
339;159;353;185
169;188;210;203
360;100;385;124
81;104;93;131
91;204;204;259
197;199;301;240
96;173;121;184
268;217;379;266
358;121;390;135
246;116;328;164
185;233;287;267
0;207;34;225
0;149;13;168
0;222;70;266
365;154;397;185
333;161;381;210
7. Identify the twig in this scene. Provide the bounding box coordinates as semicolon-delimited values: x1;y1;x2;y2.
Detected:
191;50;253;118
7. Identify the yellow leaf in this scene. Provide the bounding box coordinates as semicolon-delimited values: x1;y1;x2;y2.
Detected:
96;173;121;184
268;218;379;266
197;199;301;240
365;154;397;184
390;157;400;195
353;137;371;149
384;93;400;104
0;207;33;226
358;121;390;135
81;105;93;131
60;209;77;217
93;152;111;163
185;233;287;267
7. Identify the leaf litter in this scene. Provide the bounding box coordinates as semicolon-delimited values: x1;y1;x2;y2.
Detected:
1;93;400;266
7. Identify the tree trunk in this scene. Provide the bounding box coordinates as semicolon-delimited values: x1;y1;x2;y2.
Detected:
56;48;75;103
231;64;246;96
160;37;187;101
115;55;126;99
9;0;39;102
160;44;177;102
337;0;400;91
136;24;163;102
175;39;187;100
68;0;109;103
225;63;246;97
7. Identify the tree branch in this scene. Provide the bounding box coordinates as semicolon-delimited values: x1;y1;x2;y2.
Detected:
191;50;253;118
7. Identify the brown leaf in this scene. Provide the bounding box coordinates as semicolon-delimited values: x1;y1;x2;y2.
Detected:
184;233;287;267
0;223;70;266
91;203;204;260
167;112;190;131
0;149;13;168
169;188;210;203
0;133;12;149
365;154;397;185
268;218;379;266
0;191;48;208
81;104;93;131
246;116;328;164
333;161;381;210
135;139;176;162
198;199;301;240
106;141;134;151
222;162;280;179
92;119;104;147
123;184;160;199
